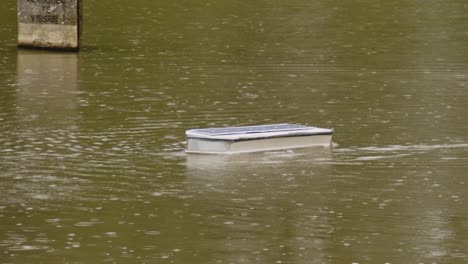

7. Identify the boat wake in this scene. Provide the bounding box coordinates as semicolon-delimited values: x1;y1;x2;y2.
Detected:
333;143;468;164
336;143;468;153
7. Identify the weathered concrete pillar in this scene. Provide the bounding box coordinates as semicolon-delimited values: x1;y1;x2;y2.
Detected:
18;0;82;51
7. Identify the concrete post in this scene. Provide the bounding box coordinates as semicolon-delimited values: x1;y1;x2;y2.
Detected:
18;0;82;51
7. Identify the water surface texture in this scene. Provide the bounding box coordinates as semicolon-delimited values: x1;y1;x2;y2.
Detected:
1;1;467;263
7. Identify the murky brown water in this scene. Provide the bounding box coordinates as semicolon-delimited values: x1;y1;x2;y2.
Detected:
1;0;467;263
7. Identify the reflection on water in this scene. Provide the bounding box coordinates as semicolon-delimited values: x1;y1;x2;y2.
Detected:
185;149;333;264
0;0;467;263
16;50;79;126
0;51;80;206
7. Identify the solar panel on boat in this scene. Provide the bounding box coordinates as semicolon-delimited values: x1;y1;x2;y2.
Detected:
190;124;313;136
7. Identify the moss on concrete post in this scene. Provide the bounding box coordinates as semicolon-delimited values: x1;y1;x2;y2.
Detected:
18;0;82;51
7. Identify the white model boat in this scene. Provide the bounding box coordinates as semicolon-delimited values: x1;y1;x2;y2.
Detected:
185;123;333;154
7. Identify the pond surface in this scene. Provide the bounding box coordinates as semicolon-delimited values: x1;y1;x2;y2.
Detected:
1;0;467;263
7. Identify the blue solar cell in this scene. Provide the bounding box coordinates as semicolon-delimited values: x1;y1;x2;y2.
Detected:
191;124;312;136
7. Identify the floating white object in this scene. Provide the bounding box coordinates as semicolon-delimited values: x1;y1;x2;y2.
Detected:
185;123;333;154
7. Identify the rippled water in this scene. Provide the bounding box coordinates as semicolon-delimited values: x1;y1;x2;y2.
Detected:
1;0;467;263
